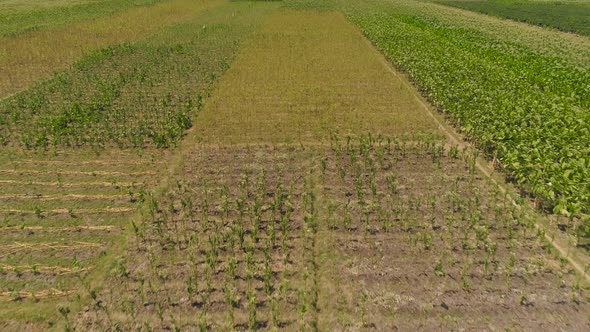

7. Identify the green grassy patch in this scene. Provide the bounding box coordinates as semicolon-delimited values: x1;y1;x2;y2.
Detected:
0;0;164;38
436;0;590;37
0;1;279;149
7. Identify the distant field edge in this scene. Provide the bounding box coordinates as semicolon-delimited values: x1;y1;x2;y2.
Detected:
0;0;168;39
0;0;225;99
435;0;590;37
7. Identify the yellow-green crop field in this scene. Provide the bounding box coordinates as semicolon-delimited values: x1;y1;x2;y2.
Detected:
0;0;589;330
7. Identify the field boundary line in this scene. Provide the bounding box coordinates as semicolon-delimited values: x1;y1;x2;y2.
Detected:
0;179;136;187
185;140;449;149
11;159;164;166
0;263;92;275
0;225;115;232
0;193;128;200
350;16;590;283
0;207;134;215
0;169;155;176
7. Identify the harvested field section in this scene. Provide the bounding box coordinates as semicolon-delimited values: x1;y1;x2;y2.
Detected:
0;149;164;328
194;10;442;144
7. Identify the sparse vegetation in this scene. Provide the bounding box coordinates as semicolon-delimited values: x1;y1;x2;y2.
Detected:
1;0;589;330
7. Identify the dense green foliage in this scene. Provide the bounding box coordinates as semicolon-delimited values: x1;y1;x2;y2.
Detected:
436;0;590;37
0;2;275;149
286;0;590;217
346;8;590;216
0;0;164;37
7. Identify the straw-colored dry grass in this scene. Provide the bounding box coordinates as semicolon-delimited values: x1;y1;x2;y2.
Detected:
193;10;443;144
0;0;222;97
0;148;165;329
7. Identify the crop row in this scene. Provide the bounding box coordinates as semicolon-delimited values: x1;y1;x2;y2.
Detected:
70;137;590;329
0;1;275;149
436;0;590;37
333;2;589;218
71;149;320;330
0;0;162;38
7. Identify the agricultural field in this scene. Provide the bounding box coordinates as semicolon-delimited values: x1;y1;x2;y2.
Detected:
435;0;590;37
0;0;223;97
0;149;166;329
308;0;590;221
0;0;279;329
193;11;442;144
1;0;589;331
0;0;162;37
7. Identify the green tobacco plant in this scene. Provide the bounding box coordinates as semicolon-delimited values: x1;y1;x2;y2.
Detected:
342;1;590;221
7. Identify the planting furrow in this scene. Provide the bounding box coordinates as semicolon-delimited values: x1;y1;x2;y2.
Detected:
0;169;156;176
0;207;135;216
0;194;129;201
0;288;75;302
0;264;92;276
0;225;115;233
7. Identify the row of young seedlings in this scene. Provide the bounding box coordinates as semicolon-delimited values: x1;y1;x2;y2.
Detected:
322;133;458;234
0;40;215;150
107;165;320;330
321;134;584;304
